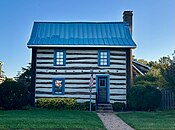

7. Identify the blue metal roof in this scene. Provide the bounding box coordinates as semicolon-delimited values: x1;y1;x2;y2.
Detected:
27;22;136;48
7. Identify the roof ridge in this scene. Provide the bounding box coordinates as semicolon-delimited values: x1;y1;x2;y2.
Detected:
34;21;126;24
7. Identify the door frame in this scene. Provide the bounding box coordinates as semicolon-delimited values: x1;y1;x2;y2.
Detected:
96;74;110;103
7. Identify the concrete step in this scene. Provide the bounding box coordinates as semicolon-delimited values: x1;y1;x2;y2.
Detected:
97;110;113;112
97;103;113;113
98;106;112;110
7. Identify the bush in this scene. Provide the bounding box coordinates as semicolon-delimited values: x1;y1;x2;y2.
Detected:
135;80;157;87
128;85;162;111
112;102;126;111
0;81;29;110
36;98;96;111
161;64;175;90
36;98;76;110
73;102;96;111
134;74;157;83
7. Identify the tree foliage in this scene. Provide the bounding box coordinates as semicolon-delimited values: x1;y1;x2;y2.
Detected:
160;64;175;90
134;55;174;90
16;64;31;87
15;63;32;105
0;81;29;109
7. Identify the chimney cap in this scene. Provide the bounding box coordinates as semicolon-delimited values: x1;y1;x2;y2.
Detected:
123;11;133;15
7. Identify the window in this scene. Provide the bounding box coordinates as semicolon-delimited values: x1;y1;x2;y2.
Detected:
54;50;66;66
52;78;65;95
99;79;106;87
98;50;110;66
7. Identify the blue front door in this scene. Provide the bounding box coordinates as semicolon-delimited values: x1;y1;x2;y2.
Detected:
97;75;109;103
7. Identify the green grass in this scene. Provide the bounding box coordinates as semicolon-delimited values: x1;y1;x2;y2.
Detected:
0;109;105;130
117;110;175;130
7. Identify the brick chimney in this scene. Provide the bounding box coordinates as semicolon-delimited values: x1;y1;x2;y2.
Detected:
123;11;133;35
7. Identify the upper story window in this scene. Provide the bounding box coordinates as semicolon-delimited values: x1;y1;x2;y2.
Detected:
98;50;110;66
54;50;66;66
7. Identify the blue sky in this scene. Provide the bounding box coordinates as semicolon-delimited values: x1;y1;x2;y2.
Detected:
0;0;175;78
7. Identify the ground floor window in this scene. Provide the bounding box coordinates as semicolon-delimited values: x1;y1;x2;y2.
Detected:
52;78;65;95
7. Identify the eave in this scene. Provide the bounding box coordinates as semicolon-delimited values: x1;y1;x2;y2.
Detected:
27;44;137;49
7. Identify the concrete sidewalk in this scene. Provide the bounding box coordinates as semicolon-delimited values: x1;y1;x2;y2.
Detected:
97;113;135;130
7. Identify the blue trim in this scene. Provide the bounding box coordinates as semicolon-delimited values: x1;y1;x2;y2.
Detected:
96;74;110;103
98;50;110;66
54;49;66;66
52;78;65;95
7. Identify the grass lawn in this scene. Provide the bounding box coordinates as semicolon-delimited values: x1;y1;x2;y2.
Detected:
0;109;105;130
117;110;175;130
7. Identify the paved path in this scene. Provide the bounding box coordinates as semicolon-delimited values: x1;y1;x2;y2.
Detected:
97;113;135;130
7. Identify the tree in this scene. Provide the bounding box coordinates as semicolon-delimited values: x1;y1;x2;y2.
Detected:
134;56;172;88
0;81;29;109
15;64;31;87
15;63;32;105
132;55;149;65
161;63;175;90
137;59;149;65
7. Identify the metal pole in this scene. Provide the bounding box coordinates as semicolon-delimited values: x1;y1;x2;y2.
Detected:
89;69;93;112
90;89;91;112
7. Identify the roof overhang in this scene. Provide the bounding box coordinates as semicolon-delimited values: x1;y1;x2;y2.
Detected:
132;60;151;70
27;44;137;49
132;64;144;75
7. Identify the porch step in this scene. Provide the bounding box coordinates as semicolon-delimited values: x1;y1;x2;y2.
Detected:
97;104;113;113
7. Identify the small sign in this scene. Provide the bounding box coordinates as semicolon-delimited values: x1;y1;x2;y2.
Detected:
89;75;94;87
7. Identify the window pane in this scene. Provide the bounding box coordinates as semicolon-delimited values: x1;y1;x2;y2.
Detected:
103;52;107;56
54;80;62;94
100;59;104;65
100;79;105;86
60;61;63;65
104;59;107;62
60;55;63;58
103;61;107;65
60;52;63;55
56;59;60;63
57;52;60;57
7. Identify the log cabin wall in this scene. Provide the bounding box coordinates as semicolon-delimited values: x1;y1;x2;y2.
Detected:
35;48;127;103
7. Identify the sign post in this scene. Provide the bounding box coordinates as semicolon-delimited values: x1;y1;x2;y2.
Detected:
89;69;93;112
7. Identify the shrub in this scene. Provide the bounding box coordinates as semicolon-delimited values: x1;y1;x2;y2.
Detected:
36;98;76;110
0;81;29;110
128;85;162;111
73;101;96;111
161;64;175;90
134;74;157;83
112;102;126;111
36;98;96;111
135;80;157;87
